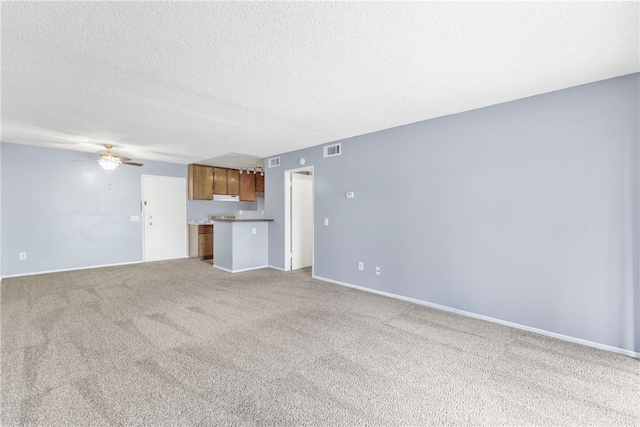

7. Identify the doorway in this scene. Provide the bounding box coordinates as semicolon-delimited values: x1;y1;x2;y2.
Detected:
142;175;187;262
284;166;314;272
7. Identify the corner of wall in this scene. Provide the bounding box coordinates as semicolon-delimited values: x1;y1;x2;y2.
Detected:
1;140;3;282
0;140;3;282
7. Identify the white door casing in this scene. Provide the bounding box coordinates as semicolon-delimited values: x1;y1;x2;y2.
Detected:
283;166;314;272
291;173;313;270
142;175;187;262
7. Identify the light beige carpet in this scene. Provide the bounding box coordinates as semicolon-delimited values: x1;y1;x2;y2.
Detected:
1;259;638;426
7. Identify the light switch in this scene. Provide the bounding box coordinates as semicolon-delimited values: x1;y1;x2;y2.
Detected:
252;228;256;234
324;218;329;226
131;215;140;222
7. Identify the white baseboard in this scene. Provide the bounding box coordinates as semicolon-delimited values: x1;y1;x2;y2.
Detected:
312;275;640;360
1;260;144;279
213;264;269;273
268;265;286;271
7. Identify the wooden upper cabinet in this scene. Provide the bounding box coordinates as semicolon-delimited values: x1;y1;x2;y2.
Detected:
240;171;256;202
227;169;240;195
188;164;214;200
255;173;265;193
213;167;228;195
197;166;263;198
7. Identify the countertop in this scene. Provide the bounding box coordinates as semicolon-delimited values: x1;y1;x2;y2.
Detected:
188;219;273;224
211;218;274;222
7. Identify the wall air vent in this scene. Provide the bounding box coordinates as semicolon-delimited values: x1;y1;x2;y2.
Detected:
267;156;280;168
323;143;341;158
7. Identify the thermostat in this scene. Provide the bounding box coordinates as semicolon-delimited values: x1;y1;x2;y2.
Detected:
345;191;354;199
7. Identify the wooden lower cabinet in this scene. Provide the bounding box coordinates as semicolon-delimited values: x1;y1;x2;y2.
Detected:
198;225;213;259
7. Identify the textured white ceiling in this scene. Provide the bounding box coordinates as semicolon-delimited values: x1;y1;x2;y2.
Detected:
1;1;638;166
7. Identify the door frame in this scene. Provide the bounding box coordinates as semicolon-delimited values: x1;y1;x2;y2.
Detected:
141;174;188;262
283;166;314;272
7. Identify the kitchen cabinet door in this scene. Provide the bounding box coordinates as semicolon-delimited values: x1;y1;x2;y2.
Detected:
188;164;214;200
240;172;256;201
255;173;265;193
227;169;240;195
198;225;213;259
213;167;228;195
198;234;213;259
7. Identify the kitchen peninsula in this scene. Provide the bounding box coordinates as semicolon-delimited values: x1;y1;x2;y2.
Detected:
211;217;273;273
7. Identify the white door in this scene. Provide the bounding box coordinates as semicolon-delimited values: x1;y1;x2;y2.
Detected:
291;173;313;270
142;175;187;262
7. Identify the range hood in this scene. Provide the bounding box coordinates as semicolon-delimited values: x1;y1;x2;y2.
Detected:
213;194;240;202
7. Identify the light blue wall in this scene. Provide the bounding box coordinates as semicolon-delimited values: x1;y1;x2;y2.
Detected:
213;220;269;272
265;73;640;354
1;143;186;276
232;221;268;271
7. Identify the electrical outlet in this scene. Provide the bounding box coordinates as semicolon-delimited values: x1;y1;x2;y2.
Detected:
239;210;243;215
358;262;364;271
130;215;140;222
19;252;27;260
261;210;264;215
324;218;329;226
252;228;256;234
376;267;381;276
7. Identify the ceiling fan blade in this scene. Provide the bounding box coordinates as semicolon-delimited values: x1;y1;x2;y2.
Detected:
72;159;96;162
122;161;143;167
119;157;132;162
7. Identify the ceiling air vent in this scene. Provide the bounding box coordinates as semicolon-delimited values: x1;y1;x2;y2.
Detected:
268;156;280;168
323;143;341;158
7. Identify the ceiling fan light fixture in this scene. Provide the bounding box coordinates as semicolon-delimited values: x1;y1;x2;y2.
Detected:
99;156;120;170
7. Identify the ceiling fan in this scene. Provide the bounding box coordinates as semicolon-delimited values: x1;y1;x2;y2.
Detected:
77;144;143;170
